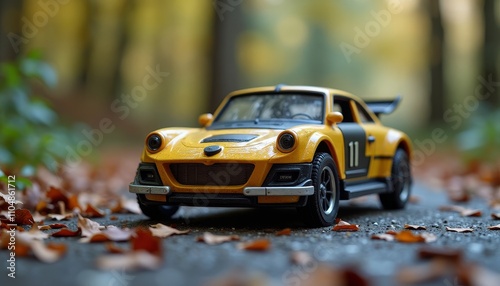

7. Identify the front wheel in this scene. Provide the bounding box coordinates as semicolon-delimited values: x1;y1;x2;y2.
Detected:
298;153;340;227
379;149;412;209
137;195;179;220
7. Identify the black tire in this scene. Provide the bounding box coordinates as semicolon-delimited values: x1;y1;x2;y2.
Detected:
136;195;179;220
379;149;412;209
298;152;340;227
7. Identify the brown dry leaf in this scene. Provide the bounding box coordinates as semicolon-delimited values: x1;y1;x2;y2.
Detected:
0;192;23;206
460;209;482;217
77;214;104;237
196;232;240;245
82;203;105;218
290;251;314;266
31;241;67;263
371;233;395;242
52;228;82;237
109;215;118;220
17;224;49;241
404;224;427;230
122;198;141;214
491;213;500;220
47;213;73;221
79;226;133;243
446;226;473;233
417;246;463;262
237;238;271;251
297;264;369;286
487;224;500;230
38;225;52;231
32;212;46;223
105;242;125;254
14;209;35;225
46;186;69;205
96;250;162;271
68;194;81;211
149;223;189;238
38;223;68;230
332;219;360;232
275;228;292;236
132;228;162;257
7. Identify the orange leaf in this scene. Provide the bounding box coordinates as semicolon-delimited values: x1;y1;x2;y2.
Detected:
275;228;291;236
149;223;189;238
332;219;359;232
14;209;35;225
68;194;81;211
394;230;425;243
404;224;427;230
487;224;500;230
371;233;395;241
52;228;82;237
446;227;473;233
491;213;500;220
237;238;271;251
131;228;162;257
196;232;240;245
105;242;125;254
460;209;482;217
82;203;105;218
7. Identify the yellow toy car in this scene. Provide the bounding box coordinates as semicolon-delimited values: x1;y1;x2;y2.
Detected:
130;85;412;226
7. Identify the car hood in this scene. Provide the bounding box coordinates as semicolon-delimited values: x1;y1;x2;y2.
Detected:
179;129;281;149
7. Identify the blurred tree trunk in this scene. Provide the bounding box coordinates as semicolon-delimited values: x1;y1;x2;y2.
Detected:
428;0;445;122
481;0;499;106
0;0;23;61
209;3;244;112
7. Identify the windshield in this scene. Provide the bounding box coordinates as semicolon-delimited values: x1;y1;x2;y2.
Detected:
213;93;324;129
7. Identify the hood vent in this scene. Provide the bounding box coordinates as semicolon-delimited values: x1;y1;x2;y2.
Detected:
201;134;258;143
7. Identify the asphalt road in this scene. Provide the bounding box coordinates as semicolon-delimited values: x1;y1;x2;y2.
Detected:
3;181;500;286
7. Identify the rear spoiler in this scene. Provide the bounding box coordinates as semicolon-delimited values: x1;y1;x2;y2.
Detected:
365;96;401;117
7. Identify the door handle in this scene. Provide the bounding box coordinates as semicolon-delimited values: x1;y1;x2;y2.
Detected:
367;135;375;143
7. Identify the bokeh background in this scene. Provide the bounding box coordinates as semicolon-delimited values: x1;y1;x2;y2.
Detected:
1;0;499;176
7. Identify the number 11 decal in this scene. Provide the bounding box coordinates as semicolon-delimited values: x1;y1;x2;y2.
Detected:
348;141;359;168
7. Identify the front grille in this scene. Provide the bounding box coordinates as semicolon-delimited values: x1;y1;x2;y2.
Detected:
169;163;254;186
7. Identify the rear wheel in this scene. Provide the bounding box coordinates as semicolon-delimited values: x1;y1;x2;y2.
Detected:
136;195;179;220
298;152;340;227
379;149;412;209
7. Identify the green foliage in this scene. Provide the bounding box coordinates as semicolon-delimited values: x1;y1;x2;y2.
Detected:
456;105;500;163
0;52;76;185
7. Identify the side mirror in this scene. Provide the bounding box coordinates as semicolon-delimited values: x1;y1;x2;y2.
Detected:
198;113;213;127
326;112;343;125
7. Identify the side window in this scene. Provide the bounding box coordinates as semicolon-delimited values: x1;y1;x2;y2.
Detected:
333;97;354;122
355;102;374;123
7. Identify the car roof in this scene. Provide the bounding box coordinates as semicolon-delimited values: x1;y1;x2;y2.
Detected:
227;85;360;101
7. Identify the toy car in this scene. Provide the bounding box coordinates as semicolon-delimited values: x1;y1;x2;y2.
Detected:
130;85;412;226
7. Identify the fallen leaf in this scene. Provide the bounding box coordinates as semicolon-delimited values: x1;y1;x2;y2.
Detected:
417;246;463;262
332;219;359;232
14;209;35;225
46;186;69;206
68;194;81;211
439;205;466;213
51;228;82;237
79;226;133;243
395;230;425;243
237;238;271;251
460;209;482;217
122;198;141;214
275;228;291;236
446;227;473;233
421;233;438;243
149;223;189;238
404;224;427;230
105;242;125;254
82;203;105;218
77;214;104;237
371;233;395;242
17;224;49;240
397;259;454;285
408;195;420;204
32;212;46;223
47;213;73;221
196;232;240;245
96;251;162;271
290;251;314;266
491;213;500;220
109;215;118;220
31;241;67;263
132;228;162;257
487;224;500;230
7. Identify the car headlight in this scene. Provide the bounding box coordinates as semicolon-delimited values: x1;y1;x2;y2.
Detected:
146;133;164;153
277;130;298;153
